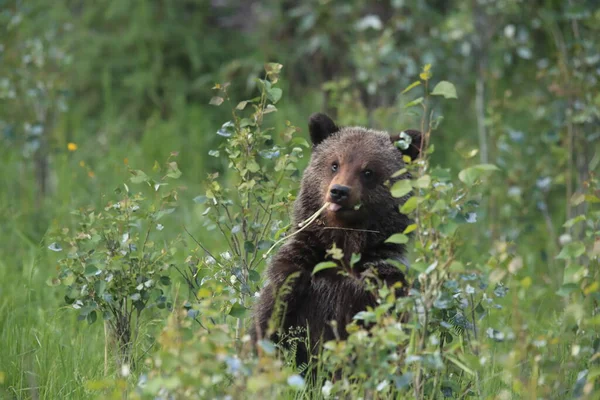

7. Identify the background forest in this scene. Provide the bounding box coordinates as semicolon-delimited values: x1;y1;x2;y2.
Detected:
1;0;599;399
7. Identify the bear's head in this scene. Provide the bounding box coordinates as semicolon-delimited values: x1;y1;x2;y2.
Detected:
295;113;421;241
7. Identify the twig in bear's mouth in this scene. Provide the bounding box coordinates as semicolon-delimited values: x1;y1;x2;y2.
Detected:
262;202;331;259
322;227;380;233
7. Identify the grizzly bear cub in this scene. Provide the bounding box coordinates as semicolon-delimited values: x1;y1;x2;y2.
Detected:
252;113;421;368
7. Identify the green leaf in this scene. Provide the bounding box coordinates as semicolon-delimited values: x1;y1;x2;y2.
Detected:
263;104;277;114
431;81;458;99
385;234;409;244
585;194;600;203
563;215;586;228
449;261;465;272
155;208;175;220
236;101;248;110
193;195;207;204
312;261;337;275
229;303;247;318
249;270;261;282
556;283;580;297
291;137;310;148
350;253;361;267
403;224;417;234
209;96;224;106
391;180;412;198
84;265;100;277
391;168;407;178
130;170;149;184
87;310;97;325
401;81;421;94
159;276;171;286
166;162;182;179
570;192;585;206
400;197;418;214
445;355;475;376
257;240;273;250
244;241;256;253
94;280;107;296
404;97;424;108
431;199;446;212
458;164;500;186
556;242;586;260
414;174;431;188
62;273;75;286
439;221;458;236
267;88;282;104
247;160;260;173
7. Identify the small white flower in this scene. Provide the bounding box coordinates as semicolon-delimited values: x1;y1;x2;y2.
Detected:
376;380;389;392
504;24;516;39
121;364;130;377
322;380;333;398
559;234;572;245
205;256;216;265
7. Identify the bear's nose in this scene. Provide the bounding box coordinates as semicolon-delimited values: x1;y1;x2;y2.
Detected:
330;184;350;202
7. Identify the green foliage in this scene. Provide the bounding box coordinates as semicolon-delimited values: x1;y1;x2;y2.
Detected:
1;1;600;399
47;157;182;367
182;63;307;341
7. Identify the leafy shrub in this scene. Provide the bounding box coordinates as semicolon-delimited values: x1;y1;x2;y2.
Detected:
48;156;183;369
181;63;307;338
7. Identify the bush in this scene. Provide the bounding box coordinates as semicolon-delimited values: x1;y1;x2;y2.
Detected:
48;156;183;370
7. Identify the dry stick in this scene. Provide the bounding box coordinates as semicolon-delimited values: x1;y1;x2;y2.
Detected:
262;202;331;259
182;225;226;271
322;226;380;234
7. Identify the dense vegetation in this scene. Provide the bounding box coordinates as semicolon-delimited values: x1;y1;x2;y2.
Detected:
1;1;599;399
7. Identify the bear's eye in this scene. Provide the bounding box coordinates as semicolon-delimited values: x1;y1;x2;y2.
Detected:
363;169;373;179
331;162;339;173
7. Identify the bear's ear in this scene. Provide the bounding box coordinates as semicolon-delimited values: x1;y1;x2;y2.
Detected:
308;113;339;146
390;130;423;161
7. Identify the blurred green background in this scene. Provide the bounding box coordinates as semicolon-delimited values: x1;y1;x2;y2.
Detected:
1;0;599;398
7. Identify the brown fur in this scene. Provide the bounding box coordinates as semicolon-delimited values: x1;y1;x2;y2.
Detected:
252;113;421;368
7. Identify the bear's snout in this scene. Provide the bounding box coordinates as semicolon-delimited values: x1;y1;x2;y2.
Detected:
329;184;350;202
